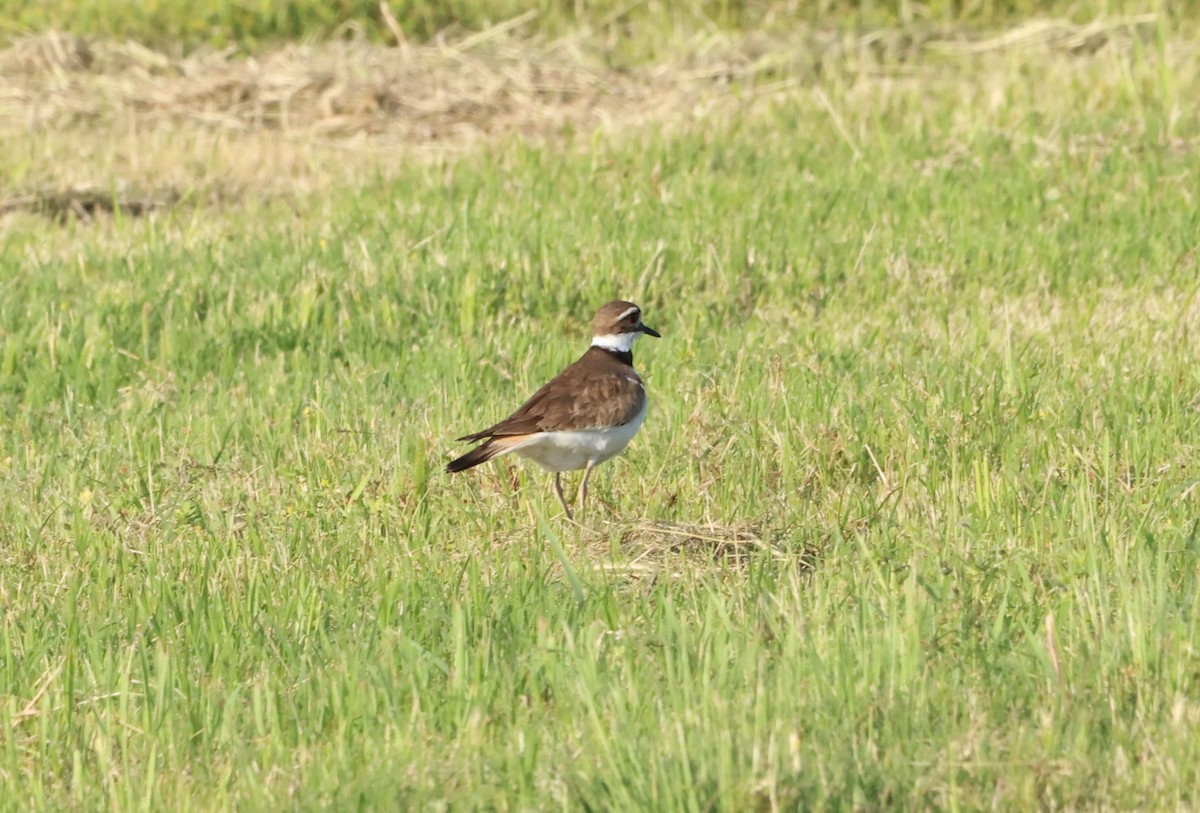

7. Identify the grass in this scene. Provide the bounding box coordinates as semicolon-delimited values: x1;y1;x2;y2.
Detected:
0;0;1182;51
3;7;1200;812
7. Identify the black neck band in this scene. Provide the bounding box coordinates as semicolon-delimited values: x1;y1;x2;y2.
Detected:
597;347;633;366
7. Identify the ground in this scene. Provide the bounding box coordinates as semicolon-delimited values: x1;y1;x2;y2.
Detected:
2;5;1200;811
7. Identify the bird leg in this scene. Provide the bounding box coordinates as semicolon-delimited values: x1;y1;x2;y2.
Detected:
553;472;573;519
576;460;596;518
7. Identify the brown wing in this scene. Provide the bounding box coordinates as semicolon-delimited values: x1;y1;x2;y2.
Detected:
456;354;645;441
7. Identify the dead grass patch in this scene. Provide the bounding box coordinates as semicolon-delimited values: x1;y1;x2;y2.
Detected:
0;183;179;221
1;25;767;212
0;14;1179;217
586;518;819;578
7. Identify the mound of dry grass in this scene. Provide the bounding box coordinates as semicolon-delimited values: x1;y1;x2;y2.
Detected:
0;13;1172;217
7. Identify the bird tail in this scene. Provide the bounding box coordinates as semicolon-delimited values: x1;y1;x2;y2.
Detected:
446;437;515;473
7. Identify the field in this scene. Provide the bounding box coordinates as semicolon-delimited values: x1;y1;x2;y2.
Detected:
3;2;1200;810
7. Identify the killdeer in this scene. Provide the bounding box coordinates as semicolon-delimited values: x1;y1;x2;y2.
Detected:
447;300;660;518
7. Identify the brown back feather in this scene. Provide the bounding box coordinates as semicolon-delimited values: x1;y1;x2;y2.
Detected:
456;347;646;441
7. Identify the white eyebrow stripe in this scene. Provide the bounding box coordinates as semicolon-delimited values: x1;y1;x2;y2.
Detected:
614;306;639;323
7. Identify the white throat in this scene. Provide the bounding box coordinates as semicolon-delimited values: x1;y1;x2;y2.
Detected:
591;332;639;353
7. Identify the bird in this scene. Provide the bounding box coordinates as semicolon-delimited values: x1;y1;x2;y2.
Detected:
446;300;660;518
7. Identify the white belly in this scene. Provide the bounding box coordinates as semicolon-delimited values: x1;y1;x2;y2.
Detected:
507;400;648;472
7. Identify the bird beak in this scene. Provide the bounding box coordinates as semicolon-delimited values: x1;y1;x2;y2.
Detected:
639;323;661;338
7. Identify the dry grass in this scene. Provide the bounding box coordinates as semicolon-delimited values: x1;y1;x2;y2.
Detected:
0;24;744;209
579;518;811;577
0;25;670;143
610;519;798;564
0;13;1179;218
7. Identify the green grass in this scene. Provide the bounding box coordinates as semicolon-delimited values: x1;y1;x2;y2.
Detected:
4;12;1200;812
0;0;1181;50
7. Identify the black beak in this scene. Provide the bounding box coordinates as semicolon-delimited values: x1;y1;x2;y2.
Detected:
639;323;661;338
